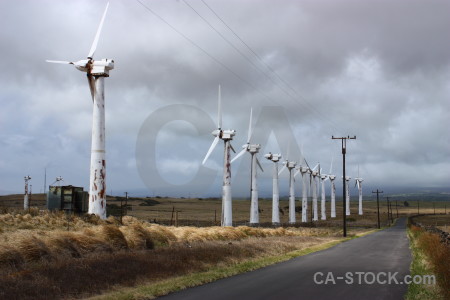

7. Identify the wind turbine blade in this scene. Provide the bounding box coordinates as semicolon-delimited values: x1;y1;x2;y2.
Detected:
87;2;109;59
256;157;264;172
230;148;247;163
278;164;287;176
312;163;319;171
202;136;220;165
87;74;95;102
46;60;73;64
247;107;253;143
217;84;222;129
354;180;357;188
294;169;300;178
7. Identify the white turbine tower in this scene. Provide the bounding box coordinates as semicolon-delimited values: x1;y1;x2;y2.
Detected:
202;85;236;226
279;157;297;224
320;169;328;220
24;175;31;210
345;176;352;215
355;166;364;215
311;165;320;221
46;3;113;219
264;152;282;225
293;151;311;223
231;108;264;225
328;158;337;218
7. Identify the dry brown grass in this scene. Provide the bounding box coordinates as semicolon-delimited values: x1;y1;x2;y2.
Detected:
410;225;450;299
0;235;338;300
0;213;342;271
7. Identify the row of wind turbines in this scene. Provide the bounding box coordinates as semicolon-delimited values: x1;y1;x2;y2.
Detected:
44;3;364;224
202;86;364;226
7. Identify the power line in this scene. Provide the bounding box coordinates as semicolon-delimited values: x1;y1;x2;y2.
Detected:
183;0;314;113
137;0;343;132
135;0;264;97
200;0;343;131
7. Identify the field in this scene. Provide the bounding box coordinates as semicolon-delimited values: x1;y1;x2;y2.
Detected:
0;193;448;299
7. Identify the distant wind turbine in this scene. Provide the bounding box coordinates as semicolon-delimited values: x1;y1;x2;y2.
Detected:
231;108;264;225
355;165;364;215
202;85;237;226
264;152;282;225
345;176;351;215
279;154;297;224
328;157;337;218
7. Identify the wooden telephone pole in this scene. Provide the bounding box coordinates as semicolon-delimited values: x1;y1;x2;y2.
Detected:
332;135;356;237
372;189;383;229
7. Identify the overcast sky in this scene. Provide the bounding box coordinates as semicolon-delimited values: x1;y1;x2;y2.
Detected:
0;0;449;197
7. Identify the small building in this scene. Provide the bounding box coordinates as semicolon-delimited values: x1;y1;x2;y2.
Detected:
47;185;88;213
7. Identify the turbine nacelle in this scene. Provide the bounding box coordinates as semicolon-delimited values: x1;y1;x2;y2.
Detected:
212;129;236;140
90;59;114;76
344;176;351;181
299;166;309;174
264;153;281;162
287;161;296;169
328;175;336;181
247;143;261;153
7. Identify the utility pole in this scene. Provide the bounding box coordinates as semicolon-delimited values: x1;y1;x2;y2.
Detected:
372;189;383;229
332;135;356;237
417;201;420;215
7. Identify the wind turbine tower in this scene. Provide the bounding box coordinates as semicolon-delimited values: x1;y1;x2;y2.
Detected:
231;108;264;225
46;3;113;219
294;151;311;223
279;158;297;224
328;158;337;218
202;85;236;226
264;152;282;225
320;171;328;220
298;165;310;222
24;175;31;210
355;166;364;215
345;176;351;215
311;165;320;221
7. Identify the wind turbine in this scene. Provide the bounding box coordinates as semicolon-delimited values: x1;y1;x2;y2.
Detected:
355;165;364;215
51;176;65;186
311;164;320;221
279;155;297;224
24;175;31;210
294;149;311;223
328;157;337;218
202;85;236;226
231;108;264;225
46;3;113;219
320;168;328;220
264;152;282;225
345;175;352;215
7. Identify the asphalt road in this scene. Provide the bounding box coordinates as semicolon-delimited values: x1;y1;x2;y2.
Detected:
158;218;412;300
